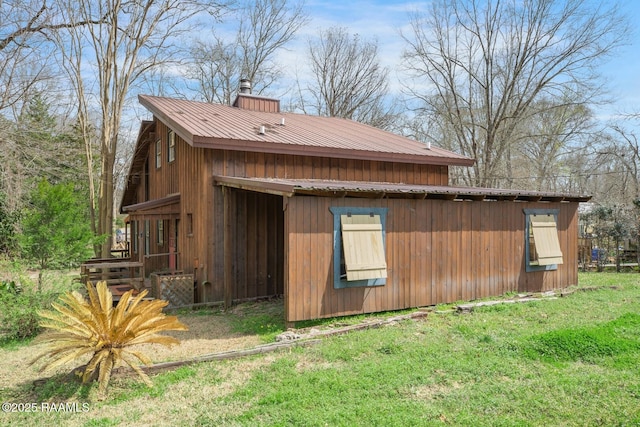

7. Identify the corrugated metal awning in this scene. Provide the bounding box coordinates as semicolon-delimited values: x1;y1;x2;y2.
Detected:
212;176;591;203
121;193;181;215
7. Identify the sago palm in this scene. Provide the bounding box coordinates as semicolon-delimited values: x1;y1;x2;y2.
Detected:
31;281;188;396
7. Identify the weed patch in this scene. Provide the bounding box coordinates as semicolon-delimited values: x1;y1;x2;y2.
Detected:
229;313;284;341
227;300;286;342
521;313;640;363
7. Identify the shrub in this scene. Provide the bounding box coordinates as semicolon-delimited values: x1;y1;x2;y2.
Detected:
0;192;18;257
31;282;188;397
0;280;58;342
19;179;98;276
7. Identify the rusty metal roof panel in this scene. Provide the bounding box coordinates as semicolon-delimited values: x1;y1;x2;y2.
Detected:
212;176;592;203
139;95;474;166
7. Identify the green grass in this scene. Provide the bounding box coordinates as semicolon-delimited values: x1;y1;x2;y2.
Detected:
227;299;287;343
195;273;640;426
229;313;284;342
521;312;640;364
107;366;199;403
3;272;640;426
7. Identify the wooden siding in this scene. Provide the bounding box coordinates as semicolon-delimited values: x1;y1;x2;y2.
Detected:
130;120;445;302
205;149;448;303
284;196;579;322
220;150;449;184
129;119;212;298
129;116;578;318
221;189;284;301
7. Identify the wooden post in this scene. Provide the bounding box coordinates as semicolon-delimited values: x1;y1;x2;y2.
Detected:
282;196;290;327
168;237;176;270
136;218;143;264
223;186;234;309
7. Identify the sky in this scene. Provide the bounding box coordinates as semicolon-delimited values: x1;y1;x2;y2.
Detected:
273;0;640;124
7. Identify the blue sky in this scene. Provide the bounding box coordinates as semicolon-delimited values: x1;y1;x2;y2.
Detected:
599;1;640;118
279;0;640;122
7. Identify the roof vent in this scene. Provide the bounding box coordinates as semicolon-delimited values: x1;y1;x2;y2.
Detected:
280;117;285;126
240;79;251;94
259;125;266;135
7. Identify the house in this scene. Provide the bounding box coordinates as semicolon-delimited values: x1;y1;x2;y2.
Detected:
120;83;590;325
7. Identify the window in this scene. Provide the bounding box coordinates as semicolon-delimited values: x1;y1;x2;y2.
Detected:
157;220;164;245
167;129;175;163
186;213;193;236
330;207;387;289
155;139;162;168
524;209;563;272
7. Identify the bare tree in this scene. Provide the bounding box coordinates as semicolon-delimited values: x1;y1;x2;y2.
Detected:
60;0;227;257
53;19;100;242
401;0;628;187
511;97;595;191
187;0;308;103
237;0;307;92
601;125;640;200
189;36;242;104
0;0;105;115
0;0;104;210
299;26;397;129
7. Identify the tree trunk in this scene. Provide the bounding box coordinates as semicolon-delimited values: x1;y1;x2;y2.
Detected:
99;149;115;259
615;239;621;273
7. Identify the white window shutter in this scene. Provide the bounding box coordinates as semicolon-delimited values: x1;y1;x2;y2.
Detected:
340;214;387;281
530;215;563;266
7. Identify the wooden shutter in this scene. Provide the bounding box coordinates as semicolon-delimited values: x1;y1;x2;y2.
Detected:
530;215;563;266
340;214;387;281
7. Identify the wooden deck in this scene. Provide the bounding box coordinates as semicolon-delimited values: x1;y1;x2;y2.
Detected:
80;258;146;302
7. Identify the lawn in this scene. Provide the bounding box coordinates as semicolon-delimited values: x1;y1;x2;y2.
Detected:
1;272;640;426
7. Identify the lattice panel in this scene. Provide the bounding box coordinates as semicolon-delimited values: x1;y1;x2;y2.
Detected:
152;274;194;309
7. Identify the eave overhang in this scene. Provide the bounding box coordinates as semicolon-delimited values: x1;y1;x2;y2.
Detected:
212;176;592;203
119;120;156;212
121;193;181;216
192;136;474;167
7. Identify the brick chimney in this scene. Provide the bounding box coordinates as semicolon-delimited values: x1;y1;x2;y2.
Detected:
232;79;280;113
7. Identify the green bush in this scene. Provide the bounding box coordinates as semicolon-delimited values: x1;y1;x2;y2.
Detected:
0;280;59;343
19;179;97;272
0;192;18;257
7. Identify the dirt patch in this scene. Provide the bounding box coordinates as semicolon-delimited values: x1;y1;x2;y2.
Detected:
133;312;263;363
411;381;465;400
0;303;273;393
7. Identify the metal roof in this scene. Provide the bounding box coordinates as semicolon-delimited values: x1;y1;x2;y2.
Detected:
213;176;592;203
138;95;475;167
121;193;180;214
